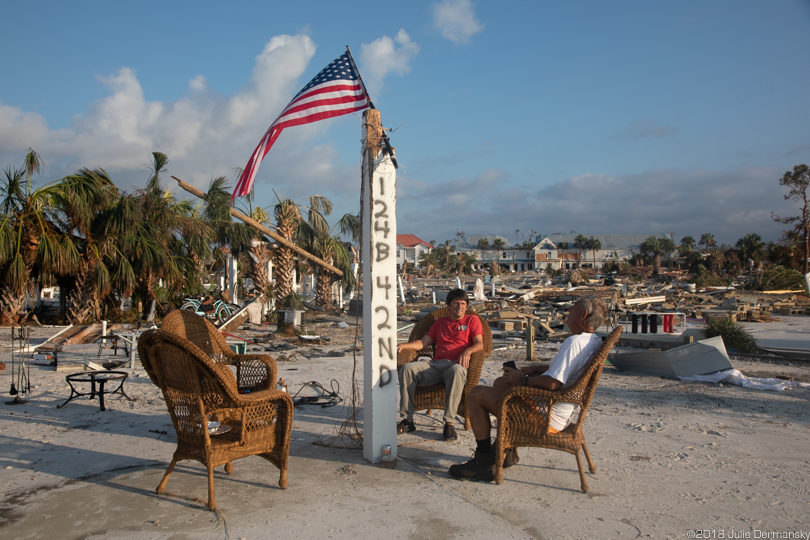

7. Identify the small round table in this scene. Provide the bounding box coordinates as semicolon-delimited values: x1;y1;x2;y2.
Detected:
57;371;135;411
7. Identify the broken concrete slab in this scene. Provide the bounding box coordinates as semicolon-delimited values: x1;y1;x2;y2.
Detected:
610;336;733;377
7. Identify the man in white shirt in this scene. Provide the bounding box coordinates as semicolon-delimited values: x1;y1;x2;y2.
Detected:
448;296;607;481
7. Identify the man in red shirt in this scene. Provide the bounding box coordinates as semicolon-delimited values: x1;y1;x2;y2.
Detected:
396;289;485;441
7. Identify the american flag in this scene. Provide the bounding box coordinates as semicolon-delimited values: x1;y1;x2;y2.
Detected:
231;52;370;200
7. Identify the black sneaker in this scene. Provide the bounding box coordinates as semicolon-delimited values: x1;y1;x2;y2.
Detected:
397;419;416;434
443;424;458;441
448;451;495;482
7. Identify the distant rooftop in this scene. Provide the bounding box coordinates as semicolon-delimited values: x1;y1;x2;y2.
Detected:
396;234;432;248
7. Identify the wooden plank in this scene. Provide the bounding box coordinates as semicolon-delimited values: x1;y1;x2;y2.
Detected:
171;176;342;277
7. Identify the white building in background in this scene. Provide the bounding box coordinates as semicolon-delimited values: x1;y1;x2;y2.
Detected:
456;235;536;272
533;233;673;270
396;234;433;272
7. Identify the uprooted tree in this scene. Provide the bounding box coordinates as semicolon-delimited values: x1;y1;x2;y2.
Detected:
772;164;810;275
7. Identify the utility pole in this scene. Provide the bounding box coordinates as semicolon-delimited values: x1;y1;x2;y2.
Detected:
361;109;398;464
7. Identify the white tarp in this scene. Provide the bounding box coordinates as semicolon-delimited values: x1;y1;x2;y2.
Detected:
678;369;810;392
473;278;487;301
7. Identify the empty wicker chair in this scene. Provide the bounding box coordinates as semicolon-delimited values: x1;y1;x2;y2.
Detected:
397;306;493;430
493;326;623;491
160;309;274;394
138;329;293;510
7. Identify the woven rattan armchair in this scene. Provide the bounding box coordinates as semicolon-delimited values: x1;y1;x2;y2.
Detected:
160;309;274;394
138;328;293;510
397;307;493;430
493;326;623;491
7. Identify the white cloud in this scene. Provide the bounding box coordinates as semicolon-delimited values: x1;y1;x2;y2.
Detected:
396;166;796;246
0;33;366;208
358;30;420;94
189;75;207;92
432;0;484;45
0;31;419;209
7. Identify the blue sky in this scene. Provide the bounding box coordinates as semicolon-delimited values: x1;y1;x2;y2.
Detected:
1;0;809;247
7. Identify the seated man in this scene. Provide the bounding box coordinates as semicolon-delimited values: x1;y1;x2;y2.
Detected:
396;289;485;441
448;296;608;481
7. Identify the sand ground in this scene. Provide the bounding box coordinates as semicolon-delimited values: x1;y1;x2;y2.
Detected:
1;318;809;539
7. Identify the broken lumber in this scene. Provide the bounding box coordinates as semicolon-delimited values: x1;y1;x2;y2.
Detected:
172;176;342;277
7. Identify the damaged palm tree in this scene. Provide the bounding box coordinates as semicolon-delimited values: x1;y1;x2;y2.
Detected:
273;197;303;307
299;211;360;310
118;153;212;322
0;149;111;324
172;177;344;312
62;168;126;324
200;176;274;301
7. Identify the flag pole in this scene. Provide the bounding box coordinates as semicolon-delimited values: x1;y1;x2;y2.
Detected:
346;46;398;169
345;46;375;110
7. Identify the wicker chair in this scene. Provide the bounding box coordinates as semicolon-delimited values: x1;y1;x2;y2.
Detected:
137;328;293;510
160;309;274;393
397;307;493;430
493;326;623;491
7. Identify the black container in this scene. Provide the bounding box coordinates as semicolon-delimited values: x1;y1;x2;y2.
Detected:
650;314;658;334
641;314;648;333
631;313;638;333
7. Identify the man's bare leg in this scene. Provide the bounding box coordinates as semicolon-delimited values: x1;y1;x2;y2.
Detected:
467;385;508;441
448;384;508;481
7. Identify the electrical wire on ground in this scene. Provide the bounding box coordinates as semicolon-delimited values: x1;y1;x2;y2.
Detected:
291;379;342;408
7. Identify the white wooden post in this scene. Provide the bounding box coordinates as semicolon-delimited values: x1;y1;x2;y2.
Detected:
398;276;406;305
228;255;238;304
266;260;274;313
362;109;398;464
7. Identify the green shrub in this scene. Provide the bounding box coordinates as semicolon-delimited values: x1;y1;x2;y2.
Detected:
744;265;806;292
704;317;758;353
690;266;730;288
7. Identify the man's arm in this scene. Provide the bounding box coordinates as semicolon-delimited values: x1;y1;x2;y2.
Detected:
502;366;561;390
397;334;434;354
456;334;484;369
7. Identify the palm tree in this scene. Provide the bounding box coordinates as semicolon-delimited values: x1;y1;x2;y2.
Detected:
680;236;696;253
588;236;601;268
114;152;212;320
202;175;272;300
477;238;489;269
574;234;588;267
0;149;100;323
418;249;439;277
640;235;676;275
272;194;333;308
699;233;716;253
492;238;505;275
736;233;766;274
299;208;360;310
272;198;303;307
435;240;456;274
457;252;477;276
60;168;128;323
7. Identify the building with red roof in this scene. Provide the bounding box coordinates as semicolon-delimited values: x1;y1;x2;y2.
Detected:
396;234;433;271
